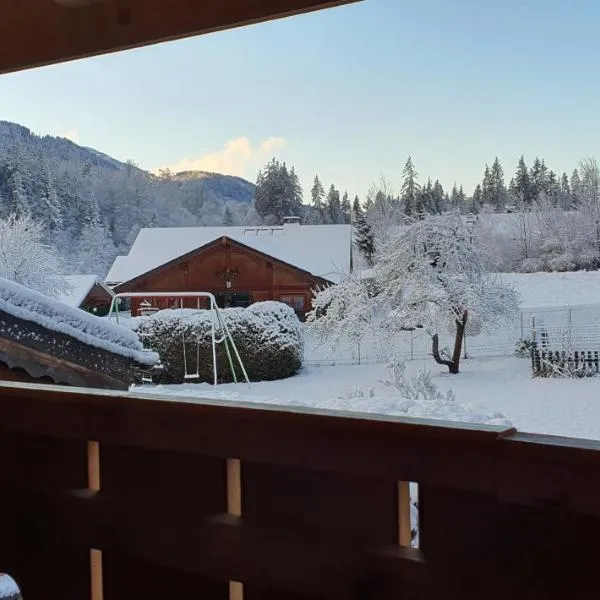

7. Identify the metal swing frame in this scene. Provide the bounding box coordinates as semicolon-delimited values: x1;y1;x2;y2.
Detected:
107;292;250;386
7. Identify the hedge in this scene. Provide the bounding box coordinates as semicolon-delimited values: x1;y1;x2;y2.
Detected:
127;301;304;384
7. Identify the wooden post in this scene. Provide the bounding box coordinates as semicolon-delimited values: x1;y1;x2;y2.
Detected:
398;481;412;548
227;458;243;600
87;441;103;600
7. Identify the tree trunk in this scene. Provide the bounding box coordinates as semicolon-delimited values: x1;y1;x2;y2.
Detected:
431;310;469;374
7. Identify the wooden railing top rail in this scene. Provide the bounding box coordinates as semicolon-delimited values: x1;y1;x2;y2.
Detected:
1;380;600;512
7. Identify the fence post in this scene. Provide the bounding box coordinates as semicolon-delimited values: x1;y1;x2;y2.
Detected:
410;330;414;361
520;312;524;340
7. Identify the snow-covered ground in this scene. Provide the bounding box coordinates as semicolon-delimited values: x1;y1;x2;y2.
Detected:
141;355;600;441
0;575;20;599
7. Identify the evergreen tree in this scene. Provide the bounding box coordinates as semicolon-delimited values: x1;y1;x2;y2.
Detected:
352;196;375;265
481;165;494;207
417;178;436;214
341;190;351;224
450;184;460;208
311;175;325;210
490;157;507;212
530;157;550;202
470;184;483;214
255;158;303;222
326;184;343;224
571;168;583;206
432;180;446;213
401;156;420;216
82;190;101;228
512;155;533;206
223;206;234;226
9;169;29;216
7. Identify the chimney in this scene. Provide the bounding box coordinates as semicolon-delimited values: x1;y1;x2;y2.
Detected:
283;216;301;228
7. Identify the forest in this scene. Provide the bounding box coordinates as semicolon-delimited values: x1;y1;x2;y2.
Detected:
1;119;599;278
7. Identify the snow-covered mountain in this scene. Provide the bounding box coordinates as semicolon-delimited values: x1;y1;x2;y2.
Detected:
0;121;258;276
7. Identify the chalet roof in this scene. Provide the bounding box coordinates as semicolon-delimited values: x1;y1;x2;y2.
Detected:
56;274;114;307
1;1;357;76
0;277;156;389
107;224;352;285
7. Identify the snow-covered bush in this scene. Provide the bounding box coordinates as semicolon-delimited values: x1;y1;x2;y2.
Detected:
515;338;533;357
127;301;303;383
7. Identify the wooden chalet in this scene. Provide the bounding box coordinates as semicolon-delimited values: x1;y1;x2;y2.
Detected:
0;277;155;390
58;275;115;316
107;220;352;319
5;3;600;600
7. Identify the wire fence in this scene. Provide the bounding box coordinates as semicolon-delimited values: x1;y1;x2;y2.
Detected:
304;303;600;366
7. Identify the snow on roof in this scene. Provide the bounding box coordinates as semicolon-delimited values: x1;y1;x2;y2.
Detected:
0;276;156;365
107;224;352;285
56;274;114;307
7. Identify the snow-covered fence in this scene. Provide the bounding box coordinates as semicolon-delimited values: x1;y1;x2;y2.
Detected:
304;324;520;365
305;303;600;366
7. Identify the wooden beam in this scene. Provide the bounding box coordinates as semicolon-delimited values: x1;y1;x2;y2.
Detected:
0;0;360;75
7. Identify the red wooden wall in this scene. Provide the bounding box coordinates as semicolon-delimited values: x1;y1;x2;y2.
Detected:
117;238;323;317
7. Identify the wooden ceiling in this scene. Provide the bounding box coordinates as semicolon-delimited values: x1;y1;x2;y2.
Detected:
0;0;359;75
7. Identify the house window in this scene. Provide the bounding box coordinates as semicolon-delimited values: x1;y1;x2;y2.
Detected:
279;295;305;313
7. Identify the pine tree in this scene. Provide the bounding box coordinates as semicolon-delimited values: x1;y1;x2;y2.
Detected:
311;175;325;208
352;196;375;265
490;157;507;212
82;190;101;228
401;156;420;216
470;184;483;214
417;178;436;214
512;155;533;206
530;157;550;202
9;169;29;216
481;165;494;207
255;158;304;222
341;190;351;224
559;172;571;208
326;184;343;224
450;184;460;208
571;168;583;206
432;180;446;213
223;206;234;226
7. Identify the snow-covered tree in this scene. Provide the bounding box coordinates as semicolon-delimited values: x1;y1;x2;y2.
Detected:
310;174;326;223
512;155;533;206
223;206;234;226
401;156;420;216
326;184;343;224
309;213;519;374
490;157;507;212
341;190;351;224
308;270;377;350
353;195;375;266
0;213;68;296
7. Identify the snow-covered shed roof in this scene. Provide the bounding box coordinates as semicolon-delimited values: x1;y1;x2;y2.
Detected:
106;224;352;285
0;277;156;389
56;274;114;307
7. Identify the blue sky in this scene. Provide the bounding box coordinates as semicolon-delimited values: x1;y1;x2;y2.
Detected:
0;0;599;200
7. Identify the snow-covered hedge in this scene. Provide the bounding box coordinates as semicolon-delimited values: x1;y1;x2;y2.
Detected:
126;301;304;383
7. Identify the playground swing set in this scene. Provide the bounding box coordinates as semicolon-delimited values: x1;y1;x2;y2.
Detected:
107;292;250;386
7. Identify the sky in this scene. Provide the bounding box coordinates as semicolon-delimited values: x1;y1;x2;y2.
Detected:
1;0;600;201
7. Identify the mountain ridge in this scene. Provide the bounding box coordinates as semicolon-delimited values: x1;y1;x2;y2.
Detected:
0;120;259;276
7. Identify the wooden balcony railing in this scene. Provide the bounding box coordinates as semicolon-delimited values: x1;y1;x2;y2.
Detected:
0;380;599;599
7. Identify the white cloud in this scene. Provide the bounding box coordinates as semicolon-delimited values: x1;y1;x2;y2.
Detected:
156;136;287;178
59;129;79;142
49;121;79;142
